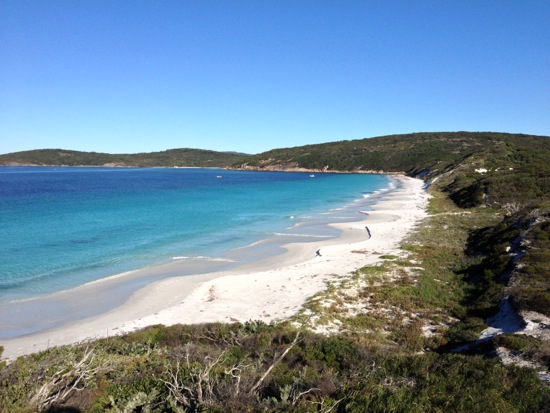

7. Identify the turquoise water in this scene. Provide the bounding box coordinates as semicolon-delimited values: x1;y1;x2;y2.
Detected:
0;167;390;306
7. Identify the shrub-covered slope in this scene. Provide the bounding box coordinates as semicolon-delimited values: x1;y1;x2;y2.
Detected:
238;132;549;207
1;322;548;413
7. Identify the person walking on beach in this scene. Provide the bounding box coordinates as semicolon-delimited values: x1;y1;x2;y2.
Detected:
316;249;321;257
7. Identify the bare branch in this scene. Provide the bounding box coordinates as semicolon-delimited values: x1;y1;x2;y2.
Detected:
309;397;344;413
249;328;302;395
162;347;227;410
30;346;104;409
292;387;320;405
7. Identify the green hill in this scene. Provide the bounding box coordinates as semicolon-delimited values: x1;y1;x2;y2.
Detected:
0;148;250;168
237;132;546;172
238;131;549;207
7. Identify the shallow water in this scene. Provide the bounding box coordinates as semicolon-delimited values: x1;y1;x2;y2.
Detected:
0;167;391;338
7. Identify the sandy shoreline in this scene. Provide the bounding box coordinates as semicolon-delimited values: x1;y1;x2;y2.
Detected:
1;176;429;362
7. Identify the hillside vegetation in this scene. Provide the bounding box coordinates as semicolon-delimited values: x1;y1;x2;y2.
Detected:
237;132;549;205
0;148;249;168
1;132;549;412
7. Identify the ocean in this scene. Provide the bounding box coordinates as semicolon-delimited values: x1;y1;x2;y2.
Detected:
0;166;390;337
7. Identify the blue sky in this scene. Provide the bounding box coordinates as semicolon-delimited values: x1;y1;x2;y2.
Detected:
1;1;549;155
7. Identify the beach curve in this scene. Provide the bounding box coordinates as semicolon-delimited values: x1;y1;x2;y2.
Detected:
1;175;429;361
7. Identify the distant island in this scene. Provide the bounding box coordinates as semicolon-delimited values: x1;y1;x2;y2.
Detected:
1;131;549;412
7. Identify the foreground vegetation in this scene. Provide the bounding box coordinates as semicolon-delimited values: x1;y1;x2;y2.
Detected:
1;321;548;412
1;131;549;412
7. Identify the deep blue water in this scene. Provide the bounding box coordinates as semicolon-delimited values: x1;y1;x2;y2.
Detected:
0;167;390;304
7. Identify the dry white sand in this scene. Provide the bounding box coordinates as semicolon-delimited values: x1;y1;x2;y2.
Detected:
1;175;429;362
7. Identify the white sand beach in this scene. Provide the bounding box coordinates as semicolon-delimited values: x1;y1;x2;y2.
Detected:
1;175;429;361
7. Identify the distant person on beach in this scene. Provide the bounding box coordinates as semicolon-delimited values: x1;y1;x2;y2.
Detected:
365;226;372;239
316;249;321;257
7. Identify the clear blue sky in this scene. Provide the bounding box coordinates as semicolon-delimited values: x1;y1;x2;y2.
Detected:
1;1;549;155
